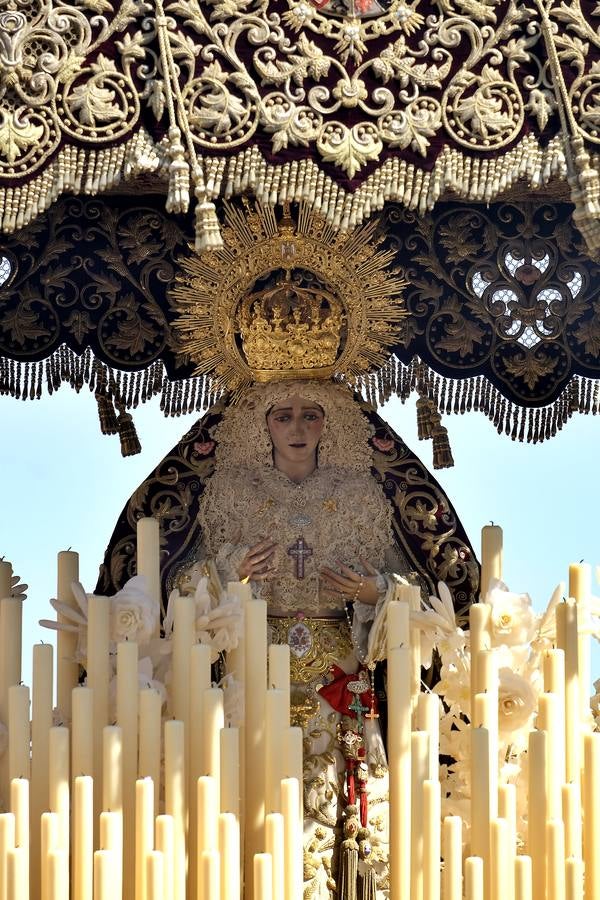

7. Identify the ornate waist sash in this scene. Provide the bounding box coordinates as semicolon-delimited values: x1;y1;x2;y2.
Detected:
267;615;354;684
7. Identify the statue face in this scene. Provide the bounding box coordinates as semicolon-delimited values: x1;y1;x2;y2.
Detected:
267;394;325;471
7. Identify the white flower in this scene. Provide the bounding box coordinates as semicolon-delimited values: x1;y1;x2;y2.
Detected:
486;580;537;647
111;576;158;646
497;667;537;737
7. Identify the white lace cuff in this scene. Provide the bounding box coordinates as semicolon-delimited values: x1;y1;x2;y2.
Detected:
215;543;249;586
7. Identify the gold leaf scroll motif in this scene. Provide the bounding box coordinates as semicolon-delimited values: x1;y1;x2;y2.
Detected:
0;111;43;164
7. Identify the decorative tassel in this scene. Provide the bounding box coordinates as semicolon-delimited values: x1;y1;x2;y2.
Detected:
431;412;454;469
416;396;433;440
96;393;118;435
338;804;360;900
357;828;377;900
194;196;223;251
117;407;142;457
165;127;190;215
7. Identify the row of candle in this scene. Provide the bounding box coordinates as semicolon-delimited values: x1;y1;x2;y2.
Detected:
0;522;597;900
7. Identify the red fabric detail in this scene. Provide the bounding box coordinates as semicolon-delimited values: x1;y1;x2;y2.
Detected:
317;666;378;719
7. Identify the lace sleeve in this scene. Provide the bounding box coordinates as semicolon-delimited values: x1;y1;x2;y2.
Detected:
214;542;249;587
351;574;394;664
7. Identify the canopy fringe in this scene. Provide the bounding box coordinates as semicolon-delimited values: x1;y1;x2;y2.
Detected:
0;347;220;456
0;134;576;248
1;349;596;457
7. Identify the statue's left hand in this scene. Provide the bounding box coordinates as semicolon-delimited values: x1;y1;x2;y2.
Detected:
320;559;379;605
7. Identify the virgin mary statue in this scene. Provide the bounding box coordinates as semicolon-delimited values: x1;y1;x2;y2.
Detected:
97;203;478;899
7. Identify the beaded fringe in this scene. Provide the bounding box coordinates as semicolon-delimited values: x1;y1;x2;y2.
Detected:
0;347;221;456
1;349;596;456
0;132;582;246
354;356;600;448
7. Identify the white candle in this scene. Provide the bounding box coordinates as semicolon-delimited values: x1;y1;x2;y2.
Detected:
480;524;502;599
197;775;218;900
546;819;565;900
6;848;25;900
172;594;195;723
469;603;491;717
565;857;583;900
0;813;15;900
147;851;164;900
31;643;53;900
71;687;94;778
254;853;273;900
189;643;212;900
515;856;533;900
138;688;161;816
0;597;22;720
422;779;440;900
218;812;240;900
474;688;498;822
204;687;225;782
556;601;580;782
245;597;267;888
562;783;582;859
268;645;290;721
41;813;59;900
87;594;111;820
537;693;562;821
0;562;11;599
569;562;591;721
464;857;484;900
490;818;509;900
411;731;428;900
225;581;251;683
10;778;28;900
220;728;240;816
200;850;220;899
470;728;490;882
93;850;113;900
49;727;70;851
388;646;411;900
417;693;439;781
48;850;69;900
155;816;174;900
136;517;161;633
283;727;303;825
56;549;79;719
116;641;137;900
528;730;547;900
99;810;122;899
443;817;462;900
164;720;186;900
583;733;600;900
281;778;301;900
135;778;154;900
498;783;517;884
265;689;287;813
265;813;285;900
102;726;123;813
74;776;93;900
387;598;410;648
8;686;29;783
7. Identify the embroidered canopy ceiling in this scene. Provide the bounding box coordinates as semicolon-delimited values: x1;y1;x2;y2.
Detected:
1;0;600;454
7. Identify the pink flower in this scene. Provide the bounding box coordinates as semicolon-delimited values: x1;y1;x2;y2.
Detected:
194;440;215;456
372;436;394;453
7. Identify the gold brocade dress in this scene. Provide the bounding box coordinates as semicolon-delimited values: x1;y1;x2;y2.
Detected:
200;462;399;898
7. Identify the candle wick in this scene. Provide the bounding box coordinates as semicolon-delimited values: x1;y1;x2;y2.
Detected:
580;558;585;564
66;547;72;552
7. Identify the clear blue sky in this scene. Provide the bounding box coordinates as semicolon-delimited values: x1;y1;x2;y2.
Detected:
1;383;599;690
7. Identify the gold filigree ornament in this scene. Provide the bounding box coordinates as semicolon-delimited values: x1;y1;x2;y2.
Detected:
171;201;407;394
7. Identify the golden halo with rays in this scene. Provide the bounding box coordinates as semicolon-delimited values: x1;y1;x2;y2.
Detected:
170;200;408;395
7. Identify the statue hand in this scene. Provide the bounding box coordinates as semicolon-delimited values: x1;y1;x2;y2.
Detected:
320;559;380;605
238;539;277;582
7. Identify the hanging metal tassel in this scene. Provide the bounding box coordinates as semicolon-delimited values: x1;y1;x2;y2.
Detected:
96;393;119;435
357;828;377;900
338;804;360;900
116;407;142;457
416;395;434;440
431;411;454;469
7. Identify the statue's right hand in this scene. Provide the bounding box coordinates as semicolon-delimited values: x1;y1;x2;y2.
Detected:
238;540;278;582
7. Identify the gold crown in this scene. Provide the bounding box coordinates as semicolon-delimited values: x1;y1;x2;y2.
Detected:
171;201;408;394
238;276;345;381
